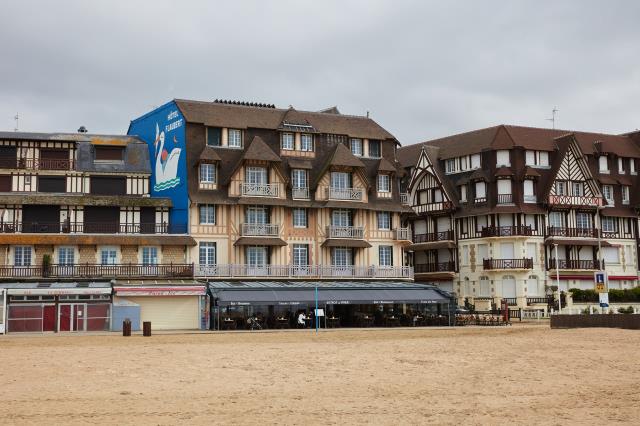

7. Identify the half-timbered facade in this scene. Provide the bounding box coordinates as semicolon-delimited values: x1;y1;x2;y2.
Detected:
399;125;640;310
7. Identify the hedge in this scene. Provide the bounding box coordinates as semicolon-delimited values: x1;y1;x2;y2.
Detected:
569;287;640;303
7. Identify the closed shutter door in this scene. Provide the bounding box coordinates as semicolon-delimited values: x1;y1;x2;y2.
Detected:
413;220;427;235
0;175;11;192
502;277;517;298
436;217;449;232
122;296;199;330
498;214;513;227
500;243;515;258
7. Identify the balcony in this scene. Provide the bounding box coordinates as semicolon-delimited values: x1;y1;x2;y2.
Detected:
241;182;279;197
548;195;603;207
326;186;363;201
400;193;410;205
0;222;187;234
412;230;454;243
0;263;194;279
326;225;364;239
483;258;533;270
474;197;487;206
524;194;537;203
196;264;413;279
393;228;411;241
547;227;598;238
241;223;280;237
292;187;310;200
414;261;455;273
496;194;513;204
548;259;601;270
0;157;74;171
414;201;455;213
481;226;532;238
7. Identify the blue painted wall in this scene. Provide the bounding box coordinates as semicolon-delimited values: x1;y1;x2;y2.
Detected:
128;100;189;230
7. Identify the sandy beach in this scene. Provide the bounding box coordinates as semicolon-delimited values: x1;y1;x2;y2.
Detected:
1;325;638;425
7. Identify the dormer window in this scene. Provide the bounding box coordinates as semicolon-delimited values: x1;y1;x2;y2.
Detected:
300;134;313;151
618;157;625;174
622;186;630;204
95;146;124;162
460;185;468;202
207;127;221;146
369;140;381;158
599;155;609;173
228;129;242;148
377;174;391;193
602;185;614;205
496;150;510;167
200;163;216;184
525;150;549;167
281;133;294;150
350;139;363;156
555;181;567;196
631;159;637;175
572;182;583;197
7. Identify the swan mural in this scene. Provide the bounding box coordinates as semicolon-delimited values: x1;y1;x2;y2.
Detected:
153;123;182;191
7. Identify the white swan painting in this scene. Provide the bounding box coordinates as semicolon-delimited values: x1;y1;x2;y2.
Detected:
153;123;182;191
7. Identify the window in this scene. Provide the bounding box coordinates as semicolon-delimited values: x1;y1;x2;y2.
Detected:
549;212;564;228
631;159;637;175
228;129;242;148
39;176;66;193
576;212;592;229
292;244;309;266
14;246;32;267
58;247;74;265
572;182;583;196
555;181;567;196
471;154;481;169
445;159;456;174
292;208;307;228
247;246;268;266
291;169;307;188
475;215;487;232
246;206;268;224
200;163;216;183
100;247;117;265
246;166;267;184
622;186;630;204
538;151;549;166
496;150;510;167
331;247;352;266
523;180;535;202
497;179;512;195
95;146;124;161
601;217;616;233
331;172;350;189
461;246;469;265
331;209;352;227
207;127;221;146
350;138;363;156
379;246;393;267
199;242;216;266
199;204;216;224
460;185;468;202
618;157;625;174
377;212;391;230
90;176;126;195
525;150;535;166
300;134;313;151
368;140;381;158
475;181;486;199
142;247;158;265
602;247;619;264
602;185;613;204
281;133;294;150
477;244;488;264
377;174;390;193
599;155;609;172
525;150;549;167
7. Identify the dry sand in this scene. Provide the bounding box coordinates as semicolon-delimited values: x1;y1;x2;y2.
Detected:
1;325;639;425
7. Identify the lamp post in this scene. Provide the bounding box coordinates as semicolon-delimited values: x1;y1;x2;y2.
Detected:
554;243;561;312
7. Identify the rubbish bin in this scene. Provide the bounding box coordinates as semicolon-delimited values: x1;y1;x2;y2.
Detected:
143;321;152;337
122;319;131;337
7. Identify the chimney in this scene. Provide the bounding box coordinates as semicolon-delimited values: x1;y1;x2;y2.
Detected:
77;126;88;133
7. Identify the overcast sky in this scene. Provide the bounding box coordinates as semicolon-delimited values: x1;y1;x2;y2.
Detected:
1;1;639;145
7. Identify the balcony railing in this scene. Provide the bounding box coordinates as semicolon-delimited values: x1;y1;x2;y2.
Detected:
241;223;280;237
474;197;487;205
547;227;598;238
292;187;310;200
0;263;194;279
524;194;537;203
414;201;455;213
0;222;187;234
548;259;601;270
196;264;414;279
497;194;513;204
548;195;603;207
400;193;410;205
414;261;455;273
326;225;364;239
393;228;411;241
483;258;533;270
0;157;74;171
412;230;454;243
527;297;552;305
481;226;532;238
326;187;363;201
241;182;279;197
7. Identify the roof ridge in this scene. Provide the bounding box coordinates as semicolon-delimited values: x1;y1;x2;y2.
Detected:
400;125;502;150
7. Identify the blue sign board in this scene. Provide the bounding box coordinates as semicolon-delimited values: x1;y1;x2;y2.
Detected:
128;101;188;230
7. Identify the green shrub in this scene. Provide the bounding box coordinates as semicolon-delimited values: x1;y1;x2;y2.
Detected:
617;306;635;314
571;287;640;303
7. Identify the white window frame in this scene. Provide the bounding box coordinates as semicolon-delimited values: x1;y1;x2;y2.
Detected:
460;185;467;202
281;133;294;150
378;245;393;267
445;159;456;174
331;172;350;189
199;204;216;225
618;157;625;174
601;217;616;233
331;247;352;266
350;138;363;156
555;181;567;196
199;163;216;183
199;242;216;266
292;208;307;228
470;154;481;169
377;174;391;193
228;129;242;148
292;244;309;266
599;155;609;173
377;211;391;230
142;246;158;265
291;169;308;188
549;212;564;228
475;181;486;199
602;185;614;204
14;246;32;267
300;134;313;152
58;246;75;266
246;166;267;185
100;247;118;265
496;150;510;167
622;186;630;205
572;182;583;197
576;212;592;229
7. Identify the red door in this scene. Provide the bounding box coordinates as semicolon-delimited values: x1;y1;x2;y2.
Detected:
73;305;85;331
58;305;71;331
43;305;56;332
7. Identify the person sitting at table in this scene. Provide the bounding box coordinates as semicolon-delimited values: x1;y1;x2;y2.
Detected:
297;311;306;328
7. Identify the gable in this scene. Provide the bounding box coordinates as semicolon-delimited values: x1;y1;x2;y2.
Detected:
547;136;602;198
408;148;454;209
